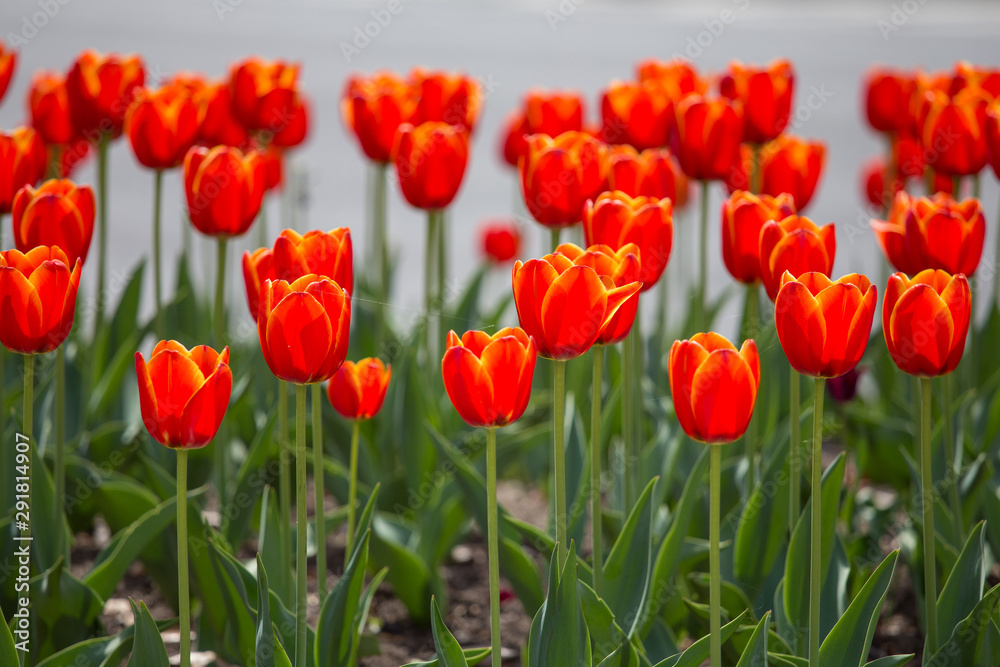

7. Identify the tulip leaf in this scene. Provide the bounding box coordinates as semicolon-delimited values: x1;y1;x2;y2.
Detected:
34;617;176;667
223;411;277;546
603;478;657;639
257;484;292;607
316;531;370;666
926;581;1000;667
818;550;898;667
578;580;627;664
596;639;644;667
734;434;791;595
29;558;104;660
255;554;292;667
25;438;71;574
768;654;808;667
0;602;18;667
527;543;592;667
206;538;258;662
126;599;169;667
936;521;986;645
652;611;748;667
429;596;470;667
735;611;770;667
401;648;492;667
370;513;434;625
863;657;916;667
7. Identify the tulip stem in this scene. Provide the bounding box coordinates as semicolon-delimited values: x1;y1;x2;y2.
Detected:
590;345;605;597
952;175;961;198
883;133;896;217
622;331;635;511
312;383;327;601
23;354;33;442
214;237;228;505
973;172;980;199
550;228;561;252
95;133;109;336
176;447;191;667
425;210;439;363
55;345;66;564
809;377;825;667
709;444;722;667
153;169;165;339
347;419;361;556
374;163;388;348
697;180;709;331
295;383;308;667
921;377;939;656
941;376;963;540
486;426;502;666
789;365;801;534
994;195;1000;308
743;285;759;492
279;379;292;600
438;210;448;324
553;358;567;565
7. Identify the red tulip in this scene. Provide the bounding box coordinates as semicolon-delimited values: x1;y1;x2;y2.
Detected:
721;191;796;285
0;40;14;105
953;62;1000;101
759;215;836;302
499;111;529;168
864;68;916;134
0;246;81;354
871;191;984;277
519;131;606;228
918;86;989;177
860;158;904;210
512;252;640;360
126;83;201;170
29;72;76;146
257;274;351;384
272;228;353;294
327;358;391;420
775;272;877;379
719;59;794;144
12;179;95;265
883;269;971;378
242;246;275;320
554;242;641;345
583;190;673;291
986;99;1000;179
229;57;302;133
500;90;585;167
341;71;415;163
0;127;47;214
184;145;266;237
197;81;250;148
894;130;925;179
269;94;308;148
600;80;674;151
636;58;703;97
442;328;536;428
135;341;232;449
605;146;683;203
672;95;743;181
409;68;483;131
668;332;759;444
393;121;469;210
481;221;521;264
757;135;826;210
65;50;145;137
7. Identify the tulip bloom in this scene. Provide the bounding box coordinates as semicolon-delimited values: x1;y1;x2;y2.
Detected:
125;84;201;170
871;192;984;276
774;272;877;379
883;269;970;377
327;358;392;421
759;216;836;302
242;247;275;319
442;328;536;427
272;227;353;294
258;274;351;385
721;191;796;285
512;252;641;360
198;81;250;148
985;99;1000;179
636;58;703;96
519;131;606;228
29;72;76;146
954;62;1000;100
864;68;917;134
919;87;990;177
861;158;904;209
65;50;145;137
12;179;96;265
583;191;673;290
341;72;415;163
738;135;826;210
600;80;674;151
481;221;521;264
500;90;585;166
605;146;683;203
230;58;303;133
553;243;642;345
184;145;266;237
0;128;48;214
719;59;794;144
409;69;483;131
0;246;82;354
668;332;760;444
672;95;743;181
0;40;13;104
393;121;470;210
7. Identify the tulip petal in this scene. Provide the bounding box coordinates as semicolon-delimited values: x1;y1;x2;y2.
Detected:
265;291;334;384
889;284;955;376
668;339;710;442
479;334;526;425
181;363;233;447
512;259;558;357
690;349;756;444
146;349;204;444
0;266;43;353
442;346;494;427
135;352;165;445
774;280;826;377
540;265;606;359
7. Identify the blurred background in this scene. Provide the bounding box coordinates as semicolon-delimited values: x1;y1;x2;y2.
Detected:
1;0;998;344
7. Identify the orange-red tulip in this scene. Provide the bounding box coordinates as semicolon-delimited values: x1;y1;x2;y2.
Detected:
871;191;984;277
512;252;640;360
636;58;703;97
719;59;794;145
672;95;743;181
500;111;529;167
554;242;641;345
954;62;1000;101
135;341;232;449
0;40;14;105
861;157;904;210
272;228;353;294
918;86;989;177
229;57;302;133
668;332;759;444
519;131;606;228
409;68;483;131
481;221;521;264
864;68;916;134
883;269;971;378
605;146;683;203
721;191;796;285
184;145;266;237
775;272;877;379
600;80;674;151
327;358;391;420
0;127;47;214
12;179;95;265
29;72;76;146
341;71;415;164
0;246;81;354
986;99;1000;179
759;215;836;302
393;121;469;210
126;83;201;170
500;90;585;167
583;191;673;291
198;81;250;148
65;50;145;137
893;130;925;179
242;246;275;320
269;94;309;148
257;274;351;385
442;328;536;428
754;135;826;210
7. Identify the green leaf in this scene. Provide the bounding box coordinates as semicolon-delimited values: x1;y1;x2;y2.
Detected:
768;654;808;667
936;520;986;644
370;513;434;625
29;558;104;660
127;599;169;667
863;656;915;667
35;618;176;667
255;554;292;667
401;648;492;667
596;640;644;667
316;531;370;666
736;611;770;667
734;436;790;593
652;611;748;667
578;581;627;665
926;581;1000;667
89;330;142;416
0;601;18;666
430;596;470;667
257;485;292;607
528;544;592;667
818;550;898;667
603;478;657;638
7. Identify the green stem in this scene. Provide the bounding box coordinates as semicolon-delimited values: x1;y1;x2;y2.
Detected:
153;169;164;339
952;175;961;198
656;268;669;344
972;172;981;200
486;427;502;666
347;419;361;555
295;384;308;667
177;448;191;667
95;134;109;335
312;383;326;601
214;237;228;505
23;354;33;442
809;378;825;667
884;133;896;217
374;163;388;348
438;209;447;324
942;376;962;539
553;359;567;565
921;377;939;655
279;379;291;595
994;194;1000;308
425;210;439;363
697;180;709;331
47;144;63;180
55;346;66;564
789;365;801;534
924;167;934;196
622;331;635;511
743;285;759;492
590;346;605;597
709;444;722;667
751;143;762;194
550;227;561;252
